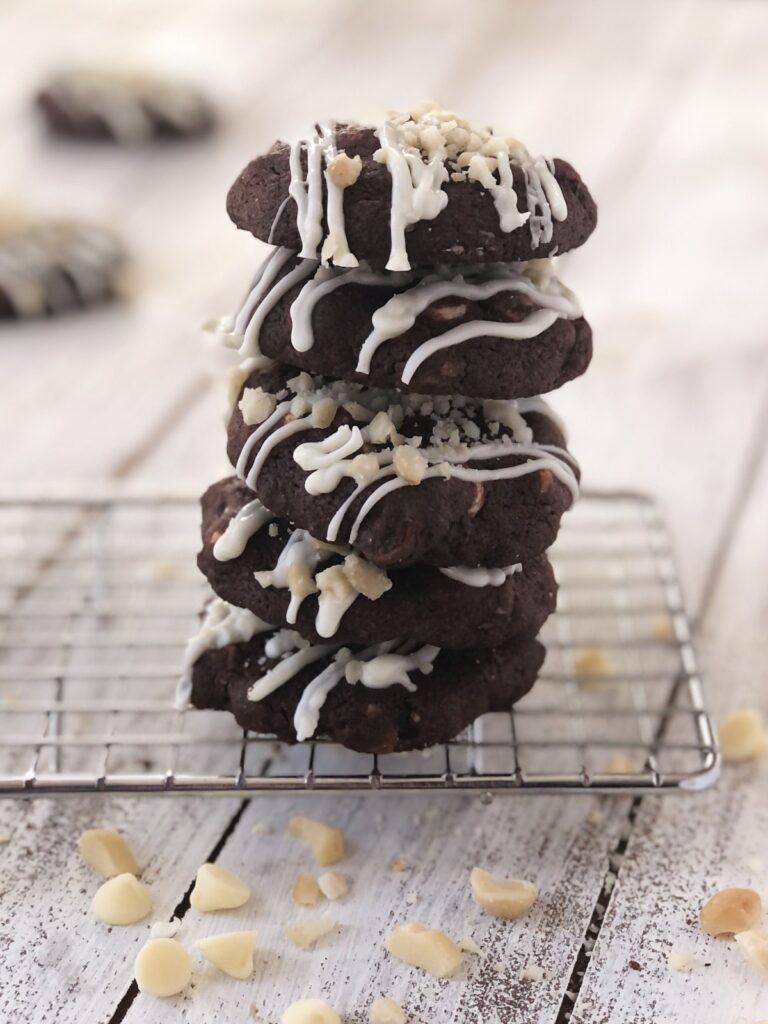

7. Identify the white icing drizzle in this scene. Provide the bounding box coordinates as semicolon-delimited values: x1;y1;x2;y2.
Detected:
438;563;522;587
467;150;529;233
213;498;274;561
254;529;328;623
247;641;336;702
176;598;272;708
345;643;440;690
294;425;365;494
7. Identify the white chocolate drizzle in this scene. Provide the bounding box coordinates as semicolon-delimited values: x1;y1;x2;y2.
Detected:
345;643;439;690
438;563;521;587
213;498;274;561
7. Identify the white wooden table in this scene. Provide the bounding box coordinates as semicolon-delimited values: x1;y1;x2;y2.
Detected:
1;1;768;1020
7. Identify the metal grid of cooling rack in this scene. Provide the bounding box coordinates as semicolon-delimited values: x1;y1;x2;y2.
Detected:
0;491;719;797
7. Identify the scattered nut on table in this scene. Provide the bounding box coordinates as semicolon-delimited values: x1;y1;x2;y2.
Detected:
134;937;192;997
292;873;321;906
288;816;344;866
190;863;251;912
719;710;767;763
734;929;768;975
369;995;406;1024
699;887;762;936
284;912;336;950
318;871;348;901
92;873;152;925
195;930;257;979
385;922;462;978
470;867;537;920
282;998;341;1024
79;828;139;878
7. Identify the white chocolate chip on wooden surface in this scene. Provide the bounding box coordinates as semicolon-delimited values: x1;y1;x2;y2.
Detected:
470;867;537;920
92;873;152;925
699;887;762;936
195;930;257;979
284;913;336;950
190;863;251;912
134;937;191;997
282;998;341;1024
735;929;768;975
292;873;321;906
288;816;344;866
385;922;461;978
719;710;767;763
369;996;406;1024
317;871;348;901
78;828;139;878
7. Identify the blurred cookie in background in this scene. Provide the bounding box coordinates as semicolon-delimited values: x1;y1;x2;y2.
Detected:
35;68;216;145
0;206;127;319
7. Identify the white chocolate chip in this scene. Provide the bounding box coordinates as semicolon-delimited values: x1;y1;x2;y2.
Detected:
385;922;461;978
719;710;767;763
311;397;338;429
288;816;344;866
699;887;762;936
195;930;257;979
369;996;406;1024
92;873;153;925
470;867;537;920
282;999;341;1024
79;829;139;878
735;929;768;976
667;949;693;972
134;938;191;998
292;873;322;906
393;445;428;485
318;871;348;901
284;912;336;950
190;863;251;912
239;387;277;426
342;554;391;600
326;152;362;189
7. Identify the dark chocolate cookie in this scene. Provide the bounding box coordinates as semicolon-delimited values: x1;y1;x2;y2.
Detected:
36;69;215;144
0;217;126;319
226;121;596;269
226;365;579;569
198;477;557;648
222;251;592;400
190;622;544;753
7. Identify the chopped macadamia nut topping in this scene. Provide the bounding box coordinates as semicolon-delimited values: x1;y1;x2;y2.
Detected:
315;564;354;603
369;996;406;1024
292;873;322;906
79;828;139;878
393;445;428;485
349;452;380;485
190;863;251;913
134;937;191;998
284;912;336;950
667;950;693;972
344;400;374;422
573;647;615;684
286;561;319;602
327;152;362;189
343;554;391;600
719;710;767;763
318;871;348;901
311;397;338;429
385;922;461;978
239;386;277;426
735;929;768;976
366;411;399;444
226;364;252;409
288;816;344;866
470;867;537;920
92;873;152;925
282;999;341;1024
699;887;762;936
195;930;257;979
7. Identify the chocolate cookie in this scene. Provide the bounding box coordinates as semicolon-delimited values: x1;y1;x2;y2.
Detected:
226;112;597;270
218;250;592;400
226;365;579;569
189;609;544;753
36;69;215;144
198;477;557;648
0;216;126;319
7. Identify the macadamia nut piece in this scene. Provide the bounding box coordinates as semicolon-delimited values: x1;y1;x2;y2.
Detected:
369;996;406;1024
735;929;768;975
385;922;461;978
699;887;762;936
719;710;767;763
284;913;336;950
293;873;321;906
134;937;191;997
190;863;251;912
282;998;342;1024
470;867;537;920
79;829;139;878
92;873;152;925
195;930;257;979
288;816;344;866
318;871;348;901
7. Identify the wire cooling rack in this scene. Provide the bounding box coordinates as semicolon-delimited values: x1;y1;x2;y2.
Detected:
0;491;719;797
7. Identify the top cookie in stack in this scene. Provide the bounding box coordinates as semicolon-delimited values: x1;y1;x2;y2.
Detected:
184;103;596;754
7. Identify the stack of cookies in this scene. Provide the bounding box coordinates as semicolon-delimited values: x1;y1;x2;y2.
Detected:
182;103;597;755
